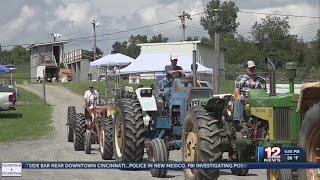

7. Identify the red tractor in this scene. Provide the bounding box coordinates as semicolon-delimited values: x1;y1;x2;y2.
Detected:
67;94;113;160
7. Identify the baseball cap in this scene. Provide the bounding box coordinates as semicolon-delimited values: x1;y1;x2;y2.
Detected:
170;55;178;61
247;60;256;68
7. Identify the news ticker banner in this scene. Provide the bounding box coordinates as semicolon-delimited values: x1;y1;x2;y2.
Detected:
1;146;318;177
2;162;320;177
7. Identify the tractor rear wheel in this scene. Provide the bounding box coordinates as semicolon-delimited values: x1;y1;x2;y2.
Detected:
113;99;145;162
100;117;113;160
148;138;168;178
85;130;91;154
67;106;76;142
298;101;320;180
267;169;293;180
73;113;86;151
183;106;222;180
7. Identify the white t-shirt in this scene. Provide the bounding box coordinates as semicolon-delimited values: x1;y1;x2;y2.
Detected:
84;89;99;101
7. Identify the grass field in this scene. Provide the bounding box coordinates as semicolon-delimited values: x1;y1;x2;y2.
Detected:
0;87;53;142
219;80;234;94
1;71;31;85
59;79;234;96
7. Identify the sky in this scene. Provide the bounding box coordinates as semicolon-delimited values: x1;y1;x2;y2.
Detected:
0;0;319;54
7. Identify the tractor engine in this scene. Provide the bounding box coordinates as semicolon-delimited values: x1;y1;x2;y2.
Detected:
246;118;269;142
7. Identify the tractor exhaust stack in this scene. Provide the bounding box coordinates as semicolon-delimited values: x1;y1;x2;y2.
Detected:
266;57;276;96
192;50;197;87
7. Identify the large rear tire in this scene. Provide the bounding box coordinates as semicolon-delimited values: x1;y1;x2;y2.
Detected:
67;106;76;142
182;106;222;180
298;101;320;180
113;99;145;162
74;113;86;151
148;138;168;178
100;117;113;160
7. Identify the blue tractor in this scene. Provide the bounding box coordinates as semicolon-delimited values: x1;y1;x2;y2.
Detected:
112;71;225;179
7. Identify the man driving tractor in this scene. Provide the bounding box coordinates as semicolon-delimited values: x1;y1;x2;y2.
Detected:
161;55;185;103
233;60;266;121
165;55;185;79
84;85;99;107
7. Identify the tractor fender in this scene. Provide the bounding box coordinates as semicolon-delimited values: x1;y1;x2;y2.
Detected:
135;88;157;111
296;81;320;113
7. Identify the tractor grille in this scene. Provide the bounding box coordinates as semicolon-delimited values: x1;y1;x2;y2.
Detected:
188;100;203;109
274;108;291;140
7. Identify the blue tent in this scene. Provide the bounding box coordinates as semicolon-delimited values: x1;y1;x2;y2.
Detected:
0;65;12;73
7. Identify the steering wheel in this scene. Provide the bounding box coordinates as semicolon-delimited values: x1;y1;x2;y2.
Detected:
241;76;267;91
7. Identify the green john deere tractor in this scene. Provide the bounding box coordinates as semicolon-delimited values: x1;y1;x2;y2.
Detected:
184;57;320;180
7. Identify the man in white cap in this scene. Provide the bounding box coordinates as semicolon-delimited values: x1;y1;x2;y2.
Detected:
165;55;185;79
233;60;266;121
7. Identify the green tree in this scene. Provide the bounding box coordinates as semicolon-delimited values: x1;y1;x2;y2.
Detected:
83;47;104;60
149;34;168;43
304;29;320;68
251;16;298;67
200;0;239;39
186;36;199;41
200;37;214;47
224;34;262;66
111;41;128;55
111;33;169;58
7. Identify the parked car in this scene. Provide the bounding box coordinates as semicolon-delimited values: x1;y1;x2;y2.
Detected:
0;87;16;111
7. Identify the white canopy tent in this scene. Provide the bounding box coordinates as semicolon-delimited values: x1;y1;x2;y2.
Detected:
120;53;213;74
90;53;134;67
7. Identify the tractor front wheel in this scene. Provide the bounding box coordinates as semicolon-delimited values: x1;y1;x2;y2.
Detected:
85;130;91;154
67;106;76;142
100;117;113;160
230;132;249;176
298;101;320;180
267;169;293;180
182;106;222;180
73;113;86;151
231;168;249;176
148;138;168;178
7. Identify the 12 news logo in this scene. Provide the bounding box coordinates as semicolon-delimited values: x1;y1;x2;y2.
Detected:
258;147;281;162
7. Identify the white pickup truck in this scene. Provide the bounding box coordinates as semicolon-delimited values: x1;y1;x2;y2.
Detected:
0;87;16;111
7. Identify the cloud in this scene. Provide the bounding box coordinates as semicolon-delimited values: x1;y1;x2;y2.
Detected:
0;5;36;44
54;1;95;25
138;7;157;24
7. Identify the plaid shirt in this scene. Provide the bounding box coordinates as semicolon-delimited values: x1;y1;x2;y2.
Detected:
235;74;266;98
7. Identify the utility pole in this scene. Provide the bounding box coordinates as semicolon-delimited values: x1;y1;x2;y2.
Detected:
92;20;100;83
213;11;221;94
43;69;46;104
91;20;100;61
178;11;191;41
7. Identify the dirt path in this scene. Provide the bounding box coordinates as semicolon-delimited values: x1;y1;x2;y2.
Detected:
0;84;266;180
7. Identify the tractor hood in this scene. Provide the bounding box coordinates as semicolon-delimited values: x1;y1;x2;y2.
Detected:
249;89;299;107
